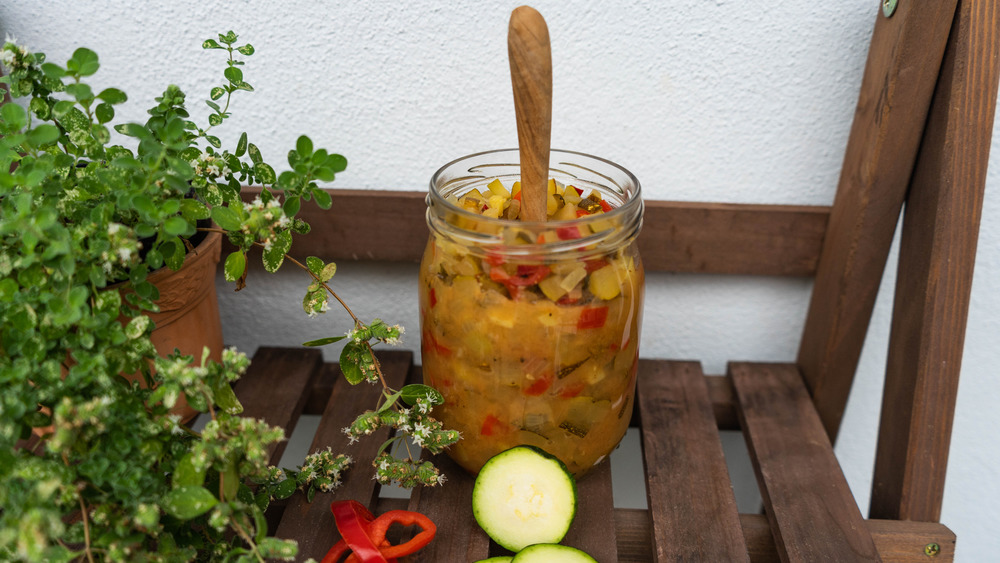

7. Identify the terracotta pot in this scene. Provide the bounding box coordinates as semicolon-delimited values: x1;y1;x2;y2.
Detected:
141;230;224;422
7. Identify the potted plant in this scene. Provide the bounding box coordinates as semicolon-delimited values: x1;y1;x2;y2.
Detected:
0;31;457;562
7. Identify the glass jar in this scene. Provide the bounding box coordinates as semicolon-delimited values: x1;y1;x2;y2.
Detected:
419;149;644;477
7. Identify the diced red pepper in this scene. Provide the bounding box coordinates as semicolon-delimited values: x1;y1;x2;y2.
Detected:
584;258;608;273
575;209;589;218
485;250;506;266
427;287;437;308
422;328;452;357
523;373;553;396
571;185;584;195
558;381;586;398
513;190;522;201
480;414;502;436
556;225;583;240
512;264;550;286
599;199;612;213
577;306;609;330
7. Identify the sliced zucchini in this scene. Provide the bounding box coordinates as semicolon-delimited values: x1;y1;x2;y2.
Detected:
511;543;598;562
472;446;577;552
474;558;514;563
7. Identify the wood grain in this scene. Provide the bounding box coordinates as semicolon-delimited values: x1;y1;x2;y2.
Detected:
797;0;960;440
563;459;620;562
870;0;1000;522
731;362;880;562
637;360;749;562
508;5;552;222
614;510;955;563
237;187;829;276
272;352;411;561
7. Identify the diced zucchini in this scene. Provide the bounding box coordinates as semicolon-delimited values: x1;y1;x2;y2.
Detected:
588;263;621;300
473;446;577;552
511;544;597;562
487;178;511;197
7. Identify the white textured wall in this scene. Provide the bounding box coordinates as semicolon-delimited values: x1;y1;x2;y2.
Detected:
4;1;998;560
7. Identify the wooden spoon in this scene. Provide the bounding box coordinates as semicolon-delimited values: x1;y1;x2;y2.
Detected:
508;5;552;222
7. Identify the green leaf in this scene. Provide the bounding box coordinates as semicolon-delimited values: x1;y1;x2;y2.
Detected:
312;188;332;209
0;278;19;302
274;478;297;500
206;135;221;148
247;142;262;165
210;86;226;101
302;335;347;347
237;44;256;56
211;206;242;231
319;262;337;283
296;135;313;158
179;199;210;221
94;103;114;124
340;341;375;385
208;113;223;127
26;124;61;147
172;453;207;488
162;486;218;520
221;460;240;502
1;103;27;129
69;47;100;76
224;66;243;84
400;384;445;406
326;153;348;173
64;83;94;102
202;38;224;50
254;162;276;184
282;195;301;217
377;391;402;413
224;251;246;282
305;256;324;276
220;30;239;45
236;132;248;157
262;231;292;273
205;100;221;112
40;62;66;79
97;87;127;104
163;216;190;236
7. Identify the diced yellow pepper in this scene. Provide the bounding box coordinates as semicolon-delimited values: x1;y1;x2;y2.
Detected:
486;178;511;198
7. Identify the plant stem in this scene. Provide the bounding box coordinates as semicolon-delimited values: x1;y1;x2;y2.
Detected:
78;496;96;563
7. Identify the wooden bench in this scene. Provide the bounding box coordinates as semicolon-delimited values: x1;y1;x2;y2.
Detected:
235;1;998;560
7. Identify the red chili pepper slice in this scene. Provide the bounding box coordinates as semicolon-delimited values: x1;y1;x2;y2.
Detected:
556;225;583;240
599;199;613;213
325;501;388;563
367;510;437;559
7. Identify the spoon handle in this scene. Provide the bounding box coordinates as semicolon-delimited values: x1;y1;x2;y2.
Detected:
508;5;552;222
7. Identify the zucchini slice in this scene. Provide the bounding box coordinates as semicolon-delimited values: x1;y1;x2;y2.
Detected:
511;543;598;562
472;446;577;552
473;558;514;563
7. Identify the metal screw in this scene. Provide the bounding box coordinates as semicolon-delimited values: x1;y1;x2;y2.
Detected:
925;543;941;557
883;0;898;17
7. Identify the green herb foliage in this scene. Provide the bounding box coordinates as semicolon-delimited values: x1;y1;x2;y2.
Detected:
0;31;456;563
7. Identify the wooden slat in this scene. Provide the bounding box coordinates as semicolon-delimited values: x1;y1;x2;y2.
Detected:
273;351;412;561
638;360;749;561
614;510;955;563
638;200;827;276
233;346;322;465
405;453;491;562
562;459;620;562
797;0;960;440
731;362;880;562
871;0;1000;522
238;187;829;277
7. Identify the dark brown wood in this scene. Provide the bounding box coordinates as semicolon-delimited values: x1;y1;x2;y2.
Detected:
563;459;620;562
797;0;960;440
405;453;491;562
273;352;411;561
233;346;322;465
639;200;828;277
614;509;954;563
638;360;749;562
871;0;1000;522
237;187;829;277
731;362;880;562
